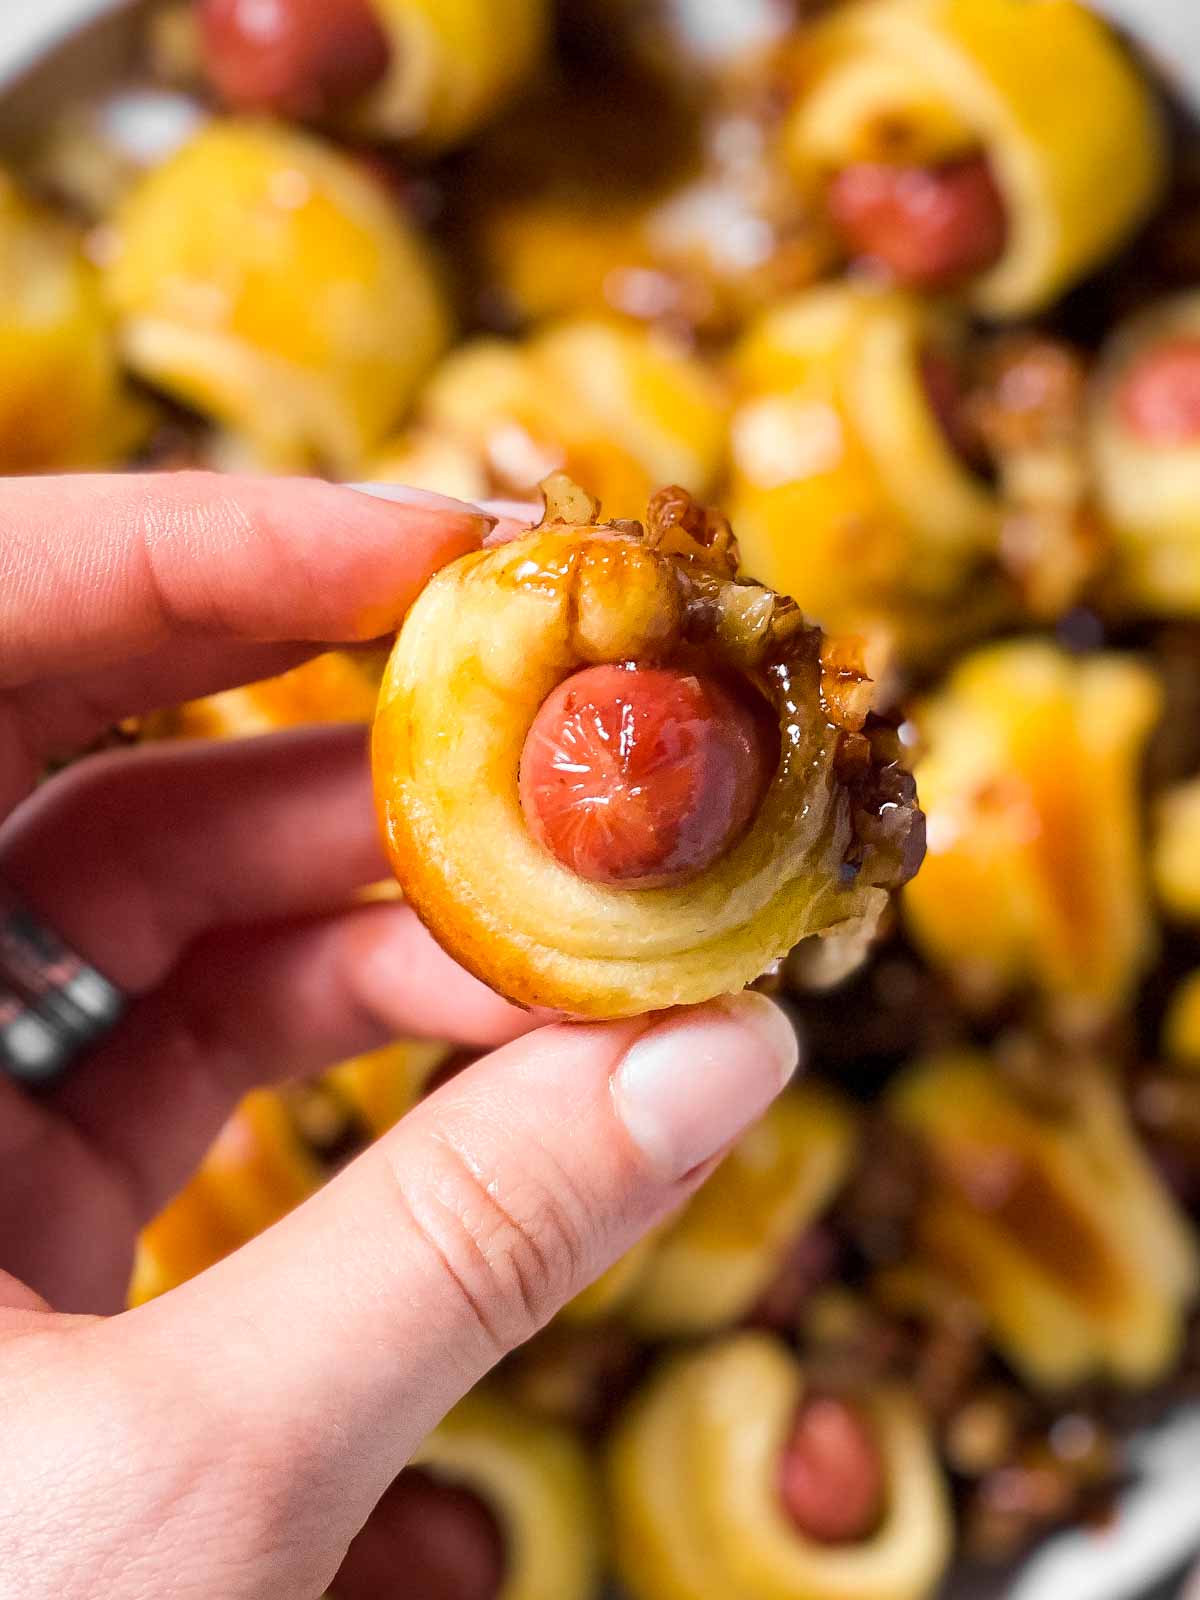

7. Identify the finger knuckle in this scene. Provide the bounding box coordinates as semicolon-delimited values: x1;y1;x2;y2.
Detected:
385;1133;588;1358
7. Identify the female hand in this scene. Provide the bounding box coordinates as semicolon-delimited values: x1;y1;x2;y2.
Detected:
0;471;798;1598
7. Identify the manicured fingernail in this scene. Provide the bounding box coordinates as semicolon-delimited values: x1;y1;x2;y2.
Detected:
612;993;800;1181
349;482;497;526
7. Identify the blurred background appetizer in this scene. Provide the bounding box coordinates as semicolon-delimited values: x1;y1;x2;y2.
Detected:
728;281;1000;661
902;639;1159;1036
608;1332;953;1600
195;0;549;149
103;118;450;472
786;0;1166;315
890;1050;1199;1388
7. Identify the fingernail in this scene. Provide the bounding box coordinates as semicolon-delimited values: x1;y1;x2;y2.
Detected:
348;482;497;526
612;993;800;1181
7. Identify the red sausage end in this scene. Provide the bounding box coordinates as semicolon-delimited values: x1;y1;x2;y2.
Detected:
777;1395;887;1545
826;155;1008;291
198;0;391;120
1117;335;1200;446
519;662;776;890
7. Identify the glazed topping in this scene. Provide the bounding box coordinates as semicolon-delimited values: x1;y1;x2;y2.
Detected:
334;1468;505;1600
826;155;1008;290
1117;335;1200;445
197;0;391;120
519;662;776;889
777;1395;886;1545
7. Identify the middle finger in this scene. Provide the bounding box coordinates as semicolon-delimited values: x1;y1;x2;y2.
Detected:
0;724;388;992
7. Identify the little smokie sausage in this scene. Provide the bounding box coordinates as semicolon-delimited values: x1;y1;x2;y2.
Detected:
777;1395;887;1545
826;155;1008;291
1117;335;1200;445
518;662;776;890
198;0;391;120
334;1468;505;1600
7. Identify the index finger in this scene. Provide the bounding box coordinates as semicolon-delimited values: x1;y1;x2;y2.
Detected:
0;471;493;690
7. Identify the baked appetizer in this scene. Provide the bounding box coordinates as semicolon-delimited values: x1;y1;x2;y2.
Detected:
622;1087;857;1337
371;320;729;522
729;282;998;653
0;170;143;471
128;1088;327;1305
104;119;450;472
903;640;1159;1035
197;0;547;149
891;1051;1199;1388
372;480;925;1018
608;1332;952;1600
147;649;387;740
335;1390;602;1600
1091;291;1200;616
1152;772;1200;923
787;0;1165;316
129;1042;450;1304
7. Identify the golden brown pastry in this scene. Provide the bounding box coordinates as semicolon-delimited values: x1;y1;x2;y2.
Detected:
787;0;1166;317
608;1332;952;1600
728;282;999;655
372;481;924;1017
891;1051;1199;1388
104;119;451;472
903;639;1159;1034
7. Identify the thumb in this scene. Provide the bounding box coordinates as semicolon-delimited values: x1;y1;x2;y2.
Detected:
120;992;798;1593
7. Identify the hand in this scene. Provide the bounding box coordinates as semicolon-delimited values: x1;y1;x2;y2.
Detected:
0;472;798;1599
